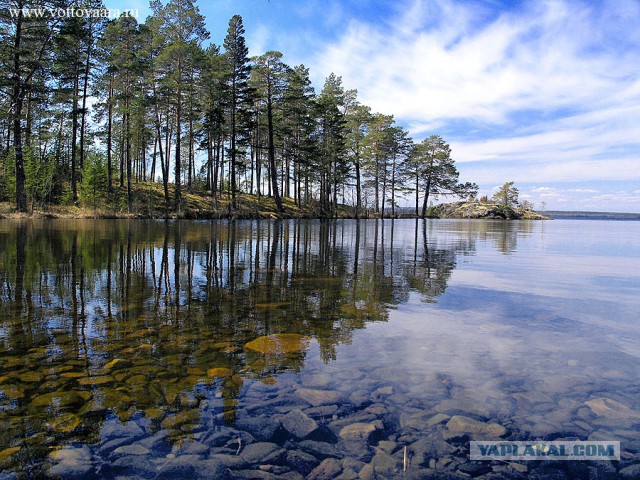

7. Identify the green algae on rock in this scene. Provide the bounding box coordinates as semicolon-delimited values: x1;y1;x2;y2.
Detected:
244;334;310;355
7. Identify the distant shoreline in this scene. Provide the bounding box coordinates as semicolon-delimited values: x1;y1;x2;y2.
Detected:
544;211;640;221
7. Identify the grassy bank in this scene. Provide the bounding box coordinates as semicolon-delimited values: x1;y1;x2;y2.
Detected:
0;183;354;220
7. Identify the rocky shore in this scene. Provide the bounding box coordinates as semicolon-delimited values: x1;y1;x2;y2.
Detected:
431;201;549;220
35;369;639;480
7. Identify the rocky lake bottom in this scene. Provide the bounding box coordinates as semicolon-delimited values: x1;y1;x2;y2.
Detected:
0;219;639;479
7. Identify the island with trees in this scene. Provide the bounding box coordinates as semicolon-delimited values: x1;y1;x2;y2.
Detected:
0;3;546;220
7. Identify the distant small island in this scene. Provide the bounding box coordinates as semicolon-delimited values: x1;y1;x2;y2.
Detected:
429;200;549;220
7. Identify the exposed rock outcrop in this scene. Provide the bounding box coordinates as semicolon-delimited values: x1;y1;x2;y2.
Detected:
431;201;549;220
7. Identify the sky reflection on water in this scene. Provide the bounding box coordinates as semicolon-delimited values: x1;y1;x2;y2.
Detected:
0;218;639;476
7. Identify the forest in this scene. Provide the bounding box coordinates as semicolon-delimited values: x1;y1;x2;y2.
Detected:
0;0;478;218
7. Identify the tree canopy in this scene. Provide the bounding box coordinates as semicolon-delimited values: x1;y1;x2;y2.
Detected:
0;3;482;217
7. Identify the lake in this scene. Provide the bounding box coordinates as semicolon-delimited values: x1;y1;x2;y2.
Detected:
0;219;639;479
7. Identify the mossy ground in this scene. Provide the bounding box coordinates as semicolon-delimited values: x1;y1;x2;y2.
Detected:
0;183;353;219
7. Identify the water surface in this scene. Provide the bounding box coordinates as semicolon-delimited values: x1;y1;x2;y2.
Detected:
0;219;638;478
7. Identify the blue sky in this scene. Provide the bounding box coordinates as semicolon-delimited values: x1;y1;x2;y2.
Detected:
110;0;640;212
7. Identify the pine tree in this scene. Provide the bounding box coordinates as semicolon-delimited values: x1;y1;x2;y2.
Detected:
223;15;252;211
493;181;519;209
199;44;228;200
406;135;478;218
153;0;209;209
0;0;64;211
282;65;316;206
316;73;348;216
345;102;371;217
362;113;394;215
252;51;289;213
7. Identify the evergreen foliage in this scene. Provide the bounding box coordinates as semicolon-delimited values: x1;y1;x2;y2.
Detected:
0;2;490;218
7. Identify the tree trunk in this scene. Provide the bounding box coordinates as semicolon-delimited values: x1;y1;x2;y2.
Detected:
267;92;283;212
80;36;92;172
11;9;27;212
126;112;133;213
355;156;362;218
175;85;182;210
230;78;237;210
415;173;419;217
107;75;114;193
421;176;431;218
391;154;396;218
71;50;80;204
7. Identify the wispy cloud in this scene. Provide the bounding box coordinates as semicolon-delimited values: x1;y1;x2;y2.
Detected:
315;0;640;125
311;0;640;210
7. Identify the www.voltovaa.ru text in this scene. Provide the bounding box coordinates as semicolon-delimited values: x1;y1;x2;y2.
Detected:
7;8;138;19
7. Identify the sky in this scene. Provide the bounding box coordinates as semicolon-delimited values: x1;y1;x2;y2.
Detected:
108;0;640;212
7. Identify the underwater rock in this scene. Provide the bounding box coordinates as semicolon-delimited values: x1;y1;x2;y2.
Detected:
307;458;342;480
46;446;93;479
281;409;319;439
585;397;640;419
207;367;233;378
245;334;309;355
295;388;341;406
445;415;506;437
44;413;81;434
239;442;286;464
285;450;319;476
339;421;383;442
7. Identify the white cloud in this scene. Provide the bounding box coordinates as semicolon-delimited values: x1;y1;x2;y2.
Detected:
316;0;639;123
311;0;640;205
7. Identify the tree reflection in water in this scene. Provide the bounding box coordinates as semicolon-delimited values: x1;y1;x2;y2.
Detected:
0;218;522;472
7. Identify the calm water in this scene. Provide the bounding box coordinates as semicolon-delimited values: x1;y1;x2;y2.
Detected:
0;219;639;479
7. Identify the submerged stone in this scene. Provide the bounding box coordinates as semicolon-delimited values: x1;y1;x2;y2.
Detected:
18;371;44;383
620;464;640;480
145;407;166;421
281;409;319;439
296;388;341;406
161;410;200;430
307;458;342;480
585;397;640;419
45;413;81;433
104;358;129;371
207;368;233;378
0;446;20;462
245;334;310;355
239;442;286;464
339;421;382;442
445;415;506;437
46;446;93;479
29;390;89;411
285;450;319;476
112;444;150;456
78;375;115;386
